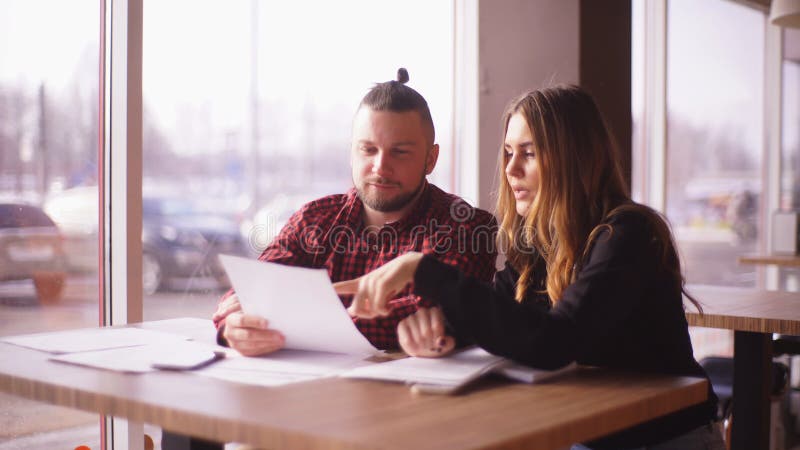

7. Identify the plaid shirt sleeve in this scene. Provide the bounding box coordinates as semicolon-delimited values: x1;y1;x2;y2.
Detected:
351;206;498;350
425;207;498;284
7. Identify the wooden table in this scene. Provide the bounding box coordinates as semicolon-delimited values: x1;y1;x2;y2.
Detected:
686;284;800;450
738;254;800;267
0;324;709;450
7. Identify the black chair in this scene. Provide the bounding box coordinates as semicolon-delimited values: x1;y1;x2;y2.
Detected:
700;356;789;421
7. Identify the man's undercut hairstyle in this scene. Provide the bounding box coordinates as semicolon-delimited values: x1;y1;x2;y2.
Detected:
359;67;435;145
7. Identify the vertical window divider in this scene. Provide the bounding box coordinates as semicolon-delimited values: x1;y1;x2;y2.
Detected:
763;23;783;289
101;0;144;448
643;0;668;212
453;0;480;207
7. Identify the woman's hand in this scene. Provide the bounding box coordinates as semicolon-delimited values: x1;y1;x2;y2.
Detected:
398;307;455;357
333;252;424;318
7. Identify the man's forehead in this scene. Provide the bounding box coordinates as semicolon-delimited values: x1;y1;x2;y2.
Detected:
356;138;419;147
353;107;423;125
352;109;426;139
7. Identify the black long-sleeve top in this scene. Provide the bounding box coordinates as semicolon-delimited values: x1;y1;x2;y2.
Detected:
412;210;718;449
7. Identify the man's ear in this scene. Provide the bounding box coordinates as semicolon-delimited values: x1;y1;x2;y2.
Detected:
425;144;439;175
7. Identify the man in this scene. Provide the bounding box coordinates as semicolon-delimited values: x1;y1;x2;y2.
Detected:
212;68;496;356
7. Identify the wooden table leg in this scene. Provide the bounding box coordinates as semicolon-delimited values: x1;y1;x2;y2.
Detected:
730;331;772;450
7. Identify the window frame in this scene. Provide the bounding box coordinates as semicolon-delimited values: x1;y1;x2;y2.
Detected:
635;0;783;289
101;0;144;448
102;0;790;446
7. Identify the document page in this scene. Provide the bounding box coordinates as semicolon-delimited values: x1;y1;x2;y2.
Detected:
50;340;222;373
196;349;374;387
136;317;219;343
1;327;190;354
340;347;506;393
219;255;378;355
340;347;578;394
496;361;578;384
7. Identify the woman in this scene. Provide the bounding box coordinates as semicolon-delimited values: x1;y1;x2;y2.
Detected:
334;85;723;450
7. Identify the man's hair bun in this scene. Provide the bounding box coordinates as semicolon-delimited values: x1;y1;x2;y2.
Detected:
396;68;409;84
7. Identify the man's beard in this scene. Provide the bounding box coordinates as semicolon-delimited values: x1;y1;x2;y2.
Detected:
356;175;426;212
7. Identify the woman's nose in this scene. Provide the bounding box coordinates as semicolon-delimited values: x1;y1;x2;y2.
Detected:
505;153;522;177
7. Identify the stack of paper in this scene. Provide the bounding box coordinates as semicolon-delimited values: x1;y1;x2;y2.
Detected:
341;347;578;394
52;341;223;373
1;327;190;354
0;323;221;373
197;349;375;387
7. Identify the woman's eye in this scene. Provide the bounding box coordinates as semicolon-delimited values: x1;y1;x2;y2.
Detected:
525;152;536;158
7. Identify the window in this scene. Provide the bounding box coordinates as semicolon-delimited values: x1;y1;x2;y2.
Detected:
0;0;101;448
140;0;455;321
633;0;768;360
781;29;800;211
666;0;765;288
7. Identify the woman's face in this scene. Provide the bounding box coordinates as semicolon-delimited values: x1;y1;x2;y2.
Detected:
504;112;540;217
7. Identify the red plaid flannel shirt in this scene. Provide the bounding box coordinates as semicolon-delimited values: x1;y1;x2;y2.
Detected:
215;182;497;350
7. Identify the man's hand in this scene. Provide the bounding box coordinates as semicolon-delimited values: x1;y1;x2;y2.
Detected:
222;312;285;356
398;307;455;357
333;252;424;319
212;293;242;324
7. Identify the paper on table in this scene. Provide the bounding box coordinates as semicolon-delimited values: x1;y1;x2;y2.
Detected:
219;254;378;355
496;361;578;384
1;327;191;354
340;347;578;394
196;348;374;387
136;317;218;342
340;347;506;393
50;340;222;373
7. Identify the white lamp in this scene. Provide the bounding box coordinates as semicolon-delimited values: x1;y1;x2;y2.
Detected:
770;0;800;28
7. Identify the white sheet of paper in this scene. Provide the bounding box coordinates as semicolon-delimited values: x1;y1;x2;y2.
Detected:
196;348;374;387
496;361;578;384
340;347;506;390
0;327;191;354
219;254;378;355
342;347;579;394
136;317;218;343
49;340;220;373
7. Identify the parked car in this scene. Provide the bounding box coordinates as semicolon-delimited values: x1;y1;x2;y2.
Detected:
0;203;67;302
44;187;249;295
240;192;321;256
42;185;98;273
142;196;249;294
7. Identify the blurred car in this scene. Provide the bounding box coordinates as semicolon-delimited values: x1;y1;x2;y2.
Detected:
0;203;67;302
142;196;249;295
240;192;320;256
42;185;99;273
44;187;249;295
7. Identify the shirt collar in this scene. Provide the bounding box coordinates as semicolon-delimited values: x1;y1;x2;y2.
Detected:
391;180;431;232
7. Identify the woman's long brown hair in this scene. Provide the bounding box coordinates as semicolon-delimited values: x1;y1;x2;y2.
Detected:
496;85;700;311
